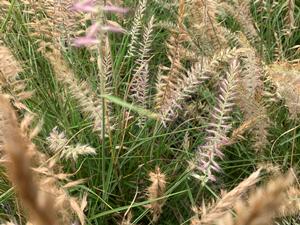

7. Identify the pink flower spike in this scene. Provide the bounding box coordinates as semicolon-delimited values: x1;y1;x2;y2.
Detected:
102;5;129;14
100;25;125;33
208;174;216;182
211;160;221;171
210;164;220;173
71;0;97;12
73;36;99;47
86;23;101;37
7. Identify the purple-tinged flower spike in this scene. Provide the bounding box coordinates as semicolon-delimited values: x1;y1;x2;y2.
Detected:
86;22;101;37
102;5;129;14
71;0;129;14
100;24;126;33
71;0;97;13
73;23;125;47
73;36;99;47
196;149;222;182
71;0;128;47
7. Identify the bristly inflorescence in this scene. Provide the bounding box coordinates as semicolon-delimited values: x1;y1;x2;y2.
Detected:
47;127;96;162
98;35;115;131
195;59;240;181
154;0;195;122
145;167;167;223
284;0;296;36
236;35;269;151
191;169;261;225
155;48;239;123
46;50;107;138
0;44;33;111
129;16;155;125
127;0;148;57
71;0;128;47
217;171;295;225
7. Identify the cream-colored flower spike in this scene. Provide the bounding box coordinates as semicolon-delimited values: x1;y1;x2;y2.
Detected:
0;45;22;81
48;127;96;161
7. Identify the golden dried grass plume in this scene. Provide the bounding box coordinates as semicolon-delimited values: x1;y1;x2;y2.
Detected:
217;170;295;225
0;95;86;225
0;44;32;111
146;166;167;223
0;95;57;225
191;169;261;225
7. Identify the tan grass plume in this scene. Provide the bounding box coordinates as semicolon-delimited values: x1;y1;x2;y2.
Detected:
236;35;269;151
0;95;86;225
220;1;259;43
284;0;296;36
0;44;32;111
0;95;57;225
47;127;96;161
0;45;22;80
267;61;300;119
146;167;167;223
217;170;295;225
190;169;261;225
45;49;107;138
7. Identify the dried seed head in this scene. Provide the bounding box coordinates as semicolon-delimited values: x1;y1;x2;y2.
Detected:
0;45;22;81
146;167;167;222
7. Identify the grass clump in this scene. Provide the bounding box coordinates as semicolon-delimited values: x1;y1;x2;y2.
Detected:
1;0;300;224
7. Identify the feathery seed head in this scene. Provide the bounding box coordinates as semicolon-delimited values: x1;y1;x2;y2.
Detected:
192;169;261;225
47;127;96;162
146;167;167;222
217;171;295;225
0;45;22;81
195;59;240;181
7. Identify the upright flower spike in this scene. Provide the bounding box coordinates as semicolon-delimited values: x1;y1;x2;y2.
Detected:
195;59;240;182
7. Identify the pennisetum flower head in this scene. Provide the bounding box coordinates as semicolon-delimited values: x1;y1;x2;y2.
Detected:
71;0;128;47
